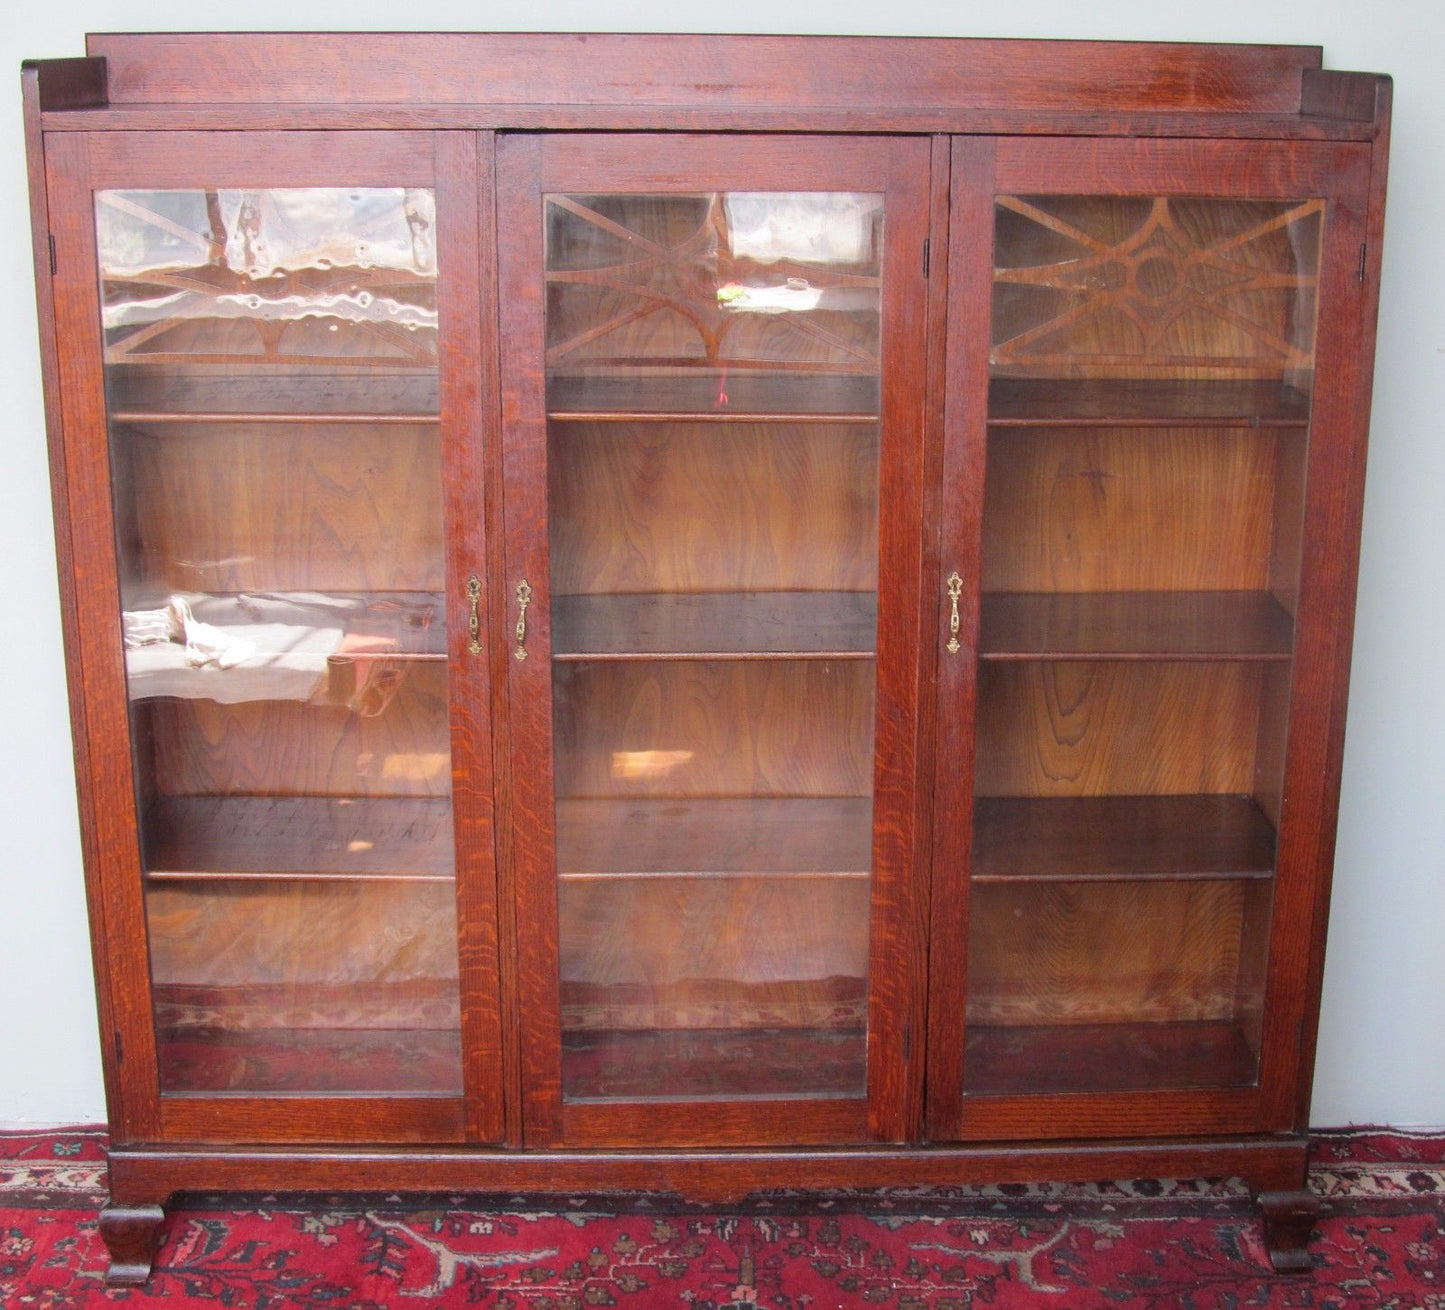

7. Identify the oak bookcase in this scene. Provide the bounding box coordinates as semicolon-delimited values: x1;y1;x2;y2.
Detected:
20;33;1390;1283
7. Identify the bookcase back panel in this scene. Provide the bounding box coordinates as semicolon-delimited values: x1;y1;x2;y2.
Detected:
973;661;1263;797
981;428;1278;594
549;422;879;595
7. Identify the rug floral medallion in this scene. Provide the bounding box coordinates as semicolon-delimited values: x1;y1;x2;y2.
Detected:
1;1128;1441;1308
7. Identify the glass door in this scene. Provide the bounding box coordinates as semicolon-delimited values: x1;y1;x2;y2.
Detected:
929;137;1373;1140
48;131;502;1142
499;135;931;1147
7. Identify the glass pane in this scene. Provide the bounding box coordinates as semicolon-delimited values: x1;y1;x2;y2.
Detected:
544;191;883;1102
98;187;459;1097
967;194;1322;1099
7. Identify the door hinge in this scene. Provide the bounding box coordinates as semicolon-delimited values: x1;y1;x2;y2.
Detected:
1358;243;1367;283
48;234;56;276
922;238;930;278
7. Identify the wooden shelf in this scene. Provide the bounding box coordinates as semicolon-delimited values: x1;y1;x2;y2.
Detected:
562;1027;867;1102
144;795;455;882
547;373;879;423
556;797;873;880
157;1024;462;1095
972;794;1277;883
552;592;876;661
112;411;438;426
964;1020;1259;1095
988;378;1312;427
105;367;440;419
979;591;1295;661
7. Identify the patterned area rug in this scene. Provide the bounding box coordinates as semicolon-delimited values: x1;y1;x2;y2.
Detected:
1;1127;1441;1307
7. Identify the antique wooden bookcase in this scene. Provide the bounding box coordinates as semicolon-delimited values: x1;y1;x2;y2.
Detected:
20;33;1390;1284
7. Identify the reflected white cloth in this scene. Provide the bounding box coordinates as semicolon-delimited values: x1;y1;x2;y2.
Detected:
122;593;345;704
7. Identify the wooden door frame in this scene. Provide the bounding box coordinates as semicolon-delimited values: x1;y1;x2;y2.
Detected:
496;131;934;1148
42;128;505;1145
927;134;1375;1142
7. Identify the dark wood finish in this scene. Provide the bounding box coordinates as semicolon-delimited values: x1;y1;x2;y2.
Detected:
105;1134;1309;1201
1300;69;1390;123
125;426;445;593
558;797;871;878
106;369;440;417
993;137;1366;199
23;32;1386;1281
558;874;868;1026
967;878;1263;1023
98;1203;165;1287
973;795;1277;883
974;661;1265;796
549;424;878;596
561;1097;868;1149
23;70;137;1143
496;132;564;1146
552;661;874;799
112;410;437;425
144;795;453;881
22;57;107;111
925;135;996;1141
41;128;509;1151
1257;1190;1322;1272
156;1026;462;1094
39;103;1381;140
979;591;1294;661
982;429;1280;595
936;135;1375;1170
965;1021;1258;1096
905;132;953;1146
77;129;436;189
1286;74;1391;1131
562;1028;866;1101
157;1096;466;1144
988;378;1311;427
552;592;875;660
1245;150;1374;1132
501;132;930;1149
549;373;878;421
46;130;165;1142
435;129;507;1144
88;34;1321;113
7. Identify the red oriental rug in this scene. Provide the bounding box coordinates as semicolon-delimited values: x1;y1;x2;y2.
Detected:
1;1126;1442;1307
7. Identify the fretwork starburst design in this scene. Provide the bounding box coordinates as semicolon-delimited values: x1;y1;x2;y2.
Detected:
545;193;881;376
992;195;1322;376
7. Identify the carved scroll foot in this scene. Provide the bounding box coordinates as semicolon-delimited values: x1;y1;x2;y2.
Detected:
1257;1189;1320;1272
98;1202;166;1286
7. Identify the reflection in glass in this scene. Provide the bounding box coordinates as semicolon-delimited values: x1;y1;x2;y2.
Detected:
98;188;459;1096
544;191;883;1102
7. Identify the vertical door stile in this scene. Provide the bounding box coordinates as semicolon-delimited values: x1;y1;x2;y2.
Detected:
45;130;164;1142
435;129;506;1143
924;136;996;1141
495;133;566;1147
